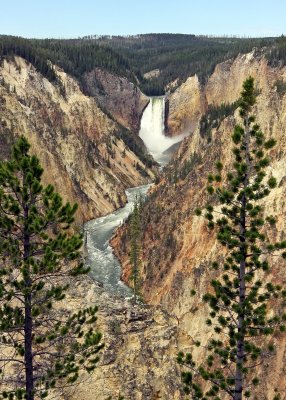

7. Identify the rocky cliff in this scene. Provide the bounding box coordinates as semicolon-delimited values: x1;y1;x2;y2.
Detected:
61;277;184;400
114;51;286;398
166;50;281;138
0;55;187;400
0;56;154;224
2;50;286;399
83;68;149;132
166;74;205;136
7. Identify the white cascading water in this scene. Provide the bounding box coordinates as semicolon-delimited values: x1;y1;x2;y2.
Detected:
139;96;185;164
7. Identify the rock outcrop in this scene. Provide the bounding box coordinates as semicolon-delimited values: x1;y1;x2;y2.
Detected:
166;50;281;138
83;68;149;132
61;277;184;400
166;74;205;136
114;52;286;399
0;57;155;223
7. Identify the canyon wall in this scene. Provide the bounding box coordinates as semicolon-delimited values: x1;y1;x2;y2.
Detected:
0;56;154;224
166;50;280;137
83;68;149;132
166;74;205;136
61;277;184;400
2;51;286;399
0;56;186;400
114;52;286;398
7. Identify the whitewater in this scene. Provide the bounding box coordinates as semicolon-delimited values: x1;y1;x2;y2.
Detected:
139;96;186;164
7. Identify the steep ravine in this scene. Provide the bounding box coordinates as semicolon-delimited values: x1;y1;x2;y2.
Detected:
79;186;185;399
77;95;190;400
85;95;186;297
0;56;185;400
83;68;149;133
0;56;155;223
3;51;286;399
113;52;286;399
85;184;150;297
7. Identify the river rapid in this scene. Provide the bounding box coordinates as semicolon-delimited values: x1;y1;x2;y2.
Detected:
85;185;150;297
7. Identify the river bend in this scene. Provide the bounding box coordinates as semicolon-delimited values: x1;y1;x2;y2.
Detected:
85;185;150;297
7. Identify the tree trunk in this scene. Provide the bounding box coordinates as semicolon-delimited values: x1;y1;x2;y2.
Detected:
24;291;34;400
234;194;246;400
234;118;250;400
234;246;246;400
23;204;34;400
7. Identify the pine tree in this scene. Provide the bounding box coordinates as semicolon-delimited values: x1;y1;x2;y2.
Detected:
178;77;286;399
0;137;103;400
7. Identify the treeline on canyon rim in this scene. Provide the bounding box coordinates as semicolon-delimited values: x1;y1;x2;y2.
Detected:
1;34;286;96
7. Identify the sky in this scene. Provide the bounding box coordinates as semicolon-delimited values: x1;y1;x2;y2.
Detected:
1;0;285;39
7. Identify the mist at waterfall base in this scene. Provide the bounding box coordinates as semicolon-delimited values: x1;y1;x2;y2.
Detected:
139;97;186;164
85;185;150;297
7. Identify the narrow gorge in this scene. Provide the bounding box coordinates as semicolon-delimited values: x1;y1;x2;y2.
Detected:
85;95;185;297
112;51;286;400
1;33;286;400
85;184;150;297
77;94;190;400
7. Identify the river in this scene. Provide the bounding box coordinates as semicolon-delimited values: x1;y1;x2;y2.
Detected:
85;184;150;297
85;96;183;297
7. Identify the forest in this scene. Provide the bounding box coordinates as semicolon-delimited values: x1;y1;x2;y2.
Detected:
95;34;277;94
1;34;286;96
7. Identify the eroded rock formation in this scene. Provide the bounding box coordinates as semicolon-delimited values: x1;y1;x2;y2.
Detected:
60;277;184;400
83;68;149;132
114;51;286;399
2;50;286;399
0;57;154;223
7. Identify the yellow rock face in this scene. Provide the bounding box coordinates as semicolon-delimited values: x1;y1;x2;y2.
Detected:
51;277;184;400
114;52;286;398
167;50;286;138
0;57;154;224
167;74;205;136
2;52;286;399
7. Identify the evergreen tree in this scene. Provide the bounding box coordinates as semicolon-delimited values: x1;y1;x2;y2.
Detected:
0;137;103;400
129;197;142;303
178;77;286;399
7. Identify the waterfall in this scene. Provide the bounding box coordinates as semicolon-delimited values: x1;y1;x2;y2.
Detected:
139;96;185;164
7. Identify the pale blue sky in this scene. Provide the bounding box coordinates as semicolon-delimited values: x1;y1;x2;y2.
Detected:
1;0;285;38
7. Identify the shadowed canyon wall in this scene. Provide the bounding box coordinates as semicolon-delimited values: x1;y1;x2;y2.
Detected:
83;68;149;132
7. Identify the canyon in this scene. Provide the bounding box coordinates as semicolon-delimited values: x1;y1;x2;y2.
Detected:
1;45;286;399
113;51;286;399
0;56;155;224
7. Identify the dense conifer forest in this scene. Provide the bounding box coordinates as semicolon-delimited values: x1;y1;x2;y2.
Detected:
1;34;286;95
0;35;137;87
96;34;275;94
